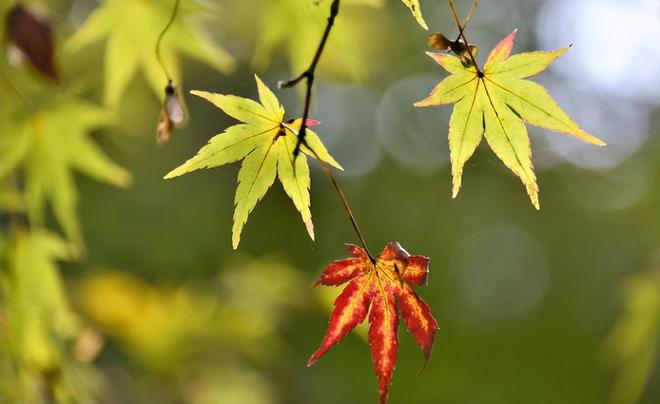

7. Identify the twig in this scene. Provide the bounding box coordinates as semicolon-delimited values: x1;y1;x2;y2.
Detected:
448;0;481;74
460;0;478;36
278;0;340;157
155;0;181;81
323;167;374;262
282;122;375;263
278;0;376;262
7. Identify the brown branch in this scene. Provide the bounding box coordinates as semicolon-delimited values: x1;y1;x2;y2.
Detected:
155;0;181;81
448;0;481;74
278;0;340;157
282;122;375;263
278;0;375;261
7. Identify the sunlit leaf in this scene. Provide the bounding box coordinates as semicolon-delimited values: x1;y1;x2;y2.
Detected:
65;0;235;106
400;0;427;29
165;75;341;249
0;229;101;403
309;242;438;404
416;29;605;209
0;98;132;245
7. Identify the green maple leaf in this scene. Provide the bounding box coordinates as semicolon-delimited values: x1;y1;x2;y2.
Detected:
1;228;101;403
164;75;342;249
252;0;384;82
416;29;606;209
0;99;132;245
65;0;235;106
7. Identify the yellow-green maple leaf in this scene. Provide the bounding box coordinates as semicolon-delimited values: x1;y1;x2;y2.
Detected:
65;0;234;106
0;228;99;403
416;29;605;209
0;99;132;245
401;0;427;29
164;75;342;249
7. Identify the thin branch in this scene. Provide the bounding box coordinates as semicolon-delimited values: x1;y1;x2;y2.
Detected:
155;0;181;81
448;0;481;74
278;0;340;157
323;167;374;262
460;0;478;35
278;0;375;261
282;123;374;262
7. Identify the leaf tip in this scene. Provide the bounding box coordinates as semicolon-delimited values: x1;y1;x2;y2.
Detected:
305;220;315;241
307;353;320;367
451;180;461;199
232;233;240;250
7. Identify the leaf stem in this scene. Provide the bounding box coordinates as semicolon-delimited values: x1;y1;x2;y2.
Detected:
322;167;375;263
278;0;340;157
277;0;374;262
281;123;375;262
155;0;181;82
448;0;481;74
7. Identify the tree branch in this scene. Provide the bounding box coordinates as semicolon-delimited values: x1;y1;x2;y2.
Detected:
278;0;340;157
448;0;481;74
278;0;375;262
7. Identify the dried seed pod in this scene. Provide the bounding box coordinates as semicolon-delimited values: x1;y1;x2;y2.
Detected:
156;81;184;145
5;4;58;81
459;45;479;67
428;33;452;51
428;32;479;68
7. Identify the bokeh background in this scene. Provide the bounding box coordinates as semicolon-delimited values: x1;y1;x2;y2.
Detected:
1;0;660;403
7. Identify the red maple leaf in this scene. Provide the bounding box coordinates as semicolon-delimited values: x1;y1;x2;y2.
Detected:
309;242;439;404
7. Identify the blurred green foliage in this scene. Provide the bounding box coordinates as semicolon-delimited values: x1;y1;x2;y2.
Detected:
0;0;659;403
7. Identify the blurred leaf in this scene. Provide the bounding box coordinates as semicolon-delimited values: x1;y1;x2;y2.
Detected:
78;271;214;369
416;29;605;209
605;268;660;404
65;0;235;106
0;98;132;245
78;257;309;371
0;180;25;212
165;75;341;249
0;228;100;403
253;0;384;82
309;242;438;404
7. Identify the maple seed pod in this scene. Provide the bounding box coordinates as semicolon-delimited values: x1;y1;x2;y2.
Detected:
428;33;479;67
459;45;479;67
428;33;452;50
157;81;185;145
5;5;58;81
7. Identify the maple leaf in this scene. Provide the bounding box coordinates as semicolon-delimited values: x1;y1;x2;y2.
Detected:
4;229;80;371
401;0;427;30
65;0;234;106
415;29;606;209
164;75;342;249
0;98;132;245
309;242;438;404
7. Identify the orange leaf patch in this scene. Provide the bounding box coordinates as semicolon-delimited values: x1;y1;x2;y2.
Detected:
309;242;438;404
